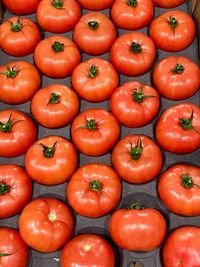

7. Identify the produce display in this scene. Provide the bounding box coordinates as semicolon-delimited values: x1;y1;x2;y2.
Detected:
0;0;199;266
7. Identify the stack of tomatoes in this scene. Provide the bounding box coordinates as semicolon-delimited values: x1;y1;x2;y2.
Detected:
0;0;200;266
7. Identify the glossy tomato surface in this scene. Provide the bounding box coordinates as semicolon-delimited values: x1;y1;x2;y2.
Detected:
152;0;186;8
2;0;41;14
77;0;115;10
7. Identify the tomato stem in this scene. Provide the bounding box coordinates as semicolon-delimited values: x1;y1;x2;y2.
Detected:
180;110;193;130
88;64;99;78
168;16;178;29
40;141;58;158
130;42;142;54
10;16;22;32
0;181;10;195
88;21;99;30
126;202;142;210
172;63;184;74
132;85;154;103
83;118;97;130
181;174;200;189
0;253;11;257
127;0;137;7
47;92;60;105
130;137;143;160
52;0;64;8
0;113;13;133
52;41;65;52
89;180;102;192
0;66;19;78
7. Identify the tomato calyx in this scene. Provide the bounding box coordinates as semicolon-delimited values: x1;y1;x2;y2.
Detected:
181;174;200;189
0;180;11;195
9;16;23;32
52;0;64;9
127;0;137;7
88;21;99;30
89;180;102;192
132;85;154;103
130;137;143;160
0;253;11;257
47;92;60;105
40;141;58;158
83;118;97;130
88;64;99;78
126;202;142;210
130;42;142;54
168;16;178;29
0;113;13;133
52;41;65;53
180;110;194;130
48;213;57;221
172;63;184;74
0;66;19;79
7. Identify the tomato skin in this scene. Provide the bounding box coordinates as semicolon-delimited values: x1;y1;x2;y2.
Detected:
112;135;163;184
61;234;115;267
0;61;41;105
71;109;120;156
162;226;200;267
152;0;186;8
77;0;115;10
153;56;200;100
19;198;74;252
73;12;117;55
67;163;121;217
72;58;119;102
24;136;78;185
111;0;154;30
156;103;200;154
31;84;79;128
0;228;29;267
2;0;40;14
0;110;37;158
110;81;160;127
36;0;81;33
110;31;156;76
34;35;81;78
149;10;195;52
109;207;166;251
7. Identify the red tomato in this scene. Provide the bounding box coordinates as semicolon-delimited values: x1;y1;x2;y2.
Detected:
34;35;81;78
2;0;40;14
19;198;74;252
149;10;195;52
156;103;200;154
36;0;81;33
0;228;29;267
110;81;160;127
31;84;79;128
71;108;120;156
153;56;200;100
158;164;200;216
73;12;117;55
61;234;115;267
24;136;78;185
109;205;166;251
0;61;41;104
72;58;119;102
67;163;121;217
112;135;163;184
0;16;41;57
0;110;37;157
110;31;156;76
152;0;186;8
111;0;154;30
0;164;32;218
163;226;200;267
77;0;115;10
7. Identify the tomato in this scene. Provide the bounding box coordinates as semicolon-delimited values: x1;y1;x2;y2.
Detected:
67;163;121;217
31;84;79;128
0;110;37;157
110;31;156;76
0;228;29;267
0;16;41;57
2;0;40;14
156;103;200;154
112;135;163;184
111;0;154;30
73;12;117;55
24;136;78;185
153;56;200;100
0;61;41;104
0;164;32;218
19;198;74;252
61;234;115;267
152;0;186;8
149;10;195;52
71;108;120;156
109;205;166;251
162;226;200;267
158;164;200;216
34;35;81;78
72;58;119;102
77;0;115;10
36;0;81;33
110;81;160;127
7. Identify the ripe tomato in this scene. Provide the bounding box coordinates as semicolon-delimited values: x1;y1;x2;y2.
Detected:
110;31;156;76
158;164;200;216
2;0;40;14
67;163;121;217
61;234;115;267
0;61;41;104
0;110;37;157
31;84;79;128
110;81;160;127
0;164;32;218
34;35;81;78
73;12;117;55
109;205;166;251
77;0;115;10
36;0;81;33
163;226;200;267
156;103;200;154
72;58;119;102
0;228;29;267
152;0;186;8
149;10;195;52
111;0;154;30
112;135;163;184
0;16;41;57
153;56;200;100
71;108;120;156
24;136;78;185
19;198;74;252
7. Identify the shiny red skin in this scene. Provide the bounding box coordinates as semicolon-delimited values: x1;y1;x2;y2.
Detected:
77;0;115;10
152;0;186;8
2;0;41;14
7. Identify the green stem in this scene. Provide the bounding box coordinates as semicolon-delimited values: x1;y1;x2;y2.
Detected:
10;16;22;32
40;141;57;158
47;92;60;105
0;66;19;78
126;202;142;210
52;0;63;8
52;41;64;53
0;181;10;195
130;42;142;54
180;110;193;130
132;85;154;103
0;113;13;133
83;118;97;130
168;16;178;29
88;21;99;30
172;63;184;74
88;65;99;78
0;253;11;257
130;137;143;160
181;174;200;189
127;0;137;7
89;180;102;192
